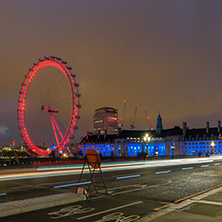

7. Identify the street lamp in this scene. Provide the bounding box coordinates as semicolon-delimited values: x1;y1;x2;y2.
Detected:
143;134;151;158
211;141;215;155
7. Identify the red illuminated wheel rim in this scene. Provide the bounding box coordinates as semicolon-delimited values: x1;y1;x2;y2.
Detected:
17;56;81;156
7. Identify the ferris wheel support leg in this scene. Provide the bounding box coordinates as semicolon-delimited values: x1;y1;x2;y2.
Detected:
51;113;64;140
49;112;59;146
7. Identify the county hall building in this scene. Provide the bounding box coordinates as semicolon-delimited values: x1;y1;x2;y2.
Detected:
79;109;222;157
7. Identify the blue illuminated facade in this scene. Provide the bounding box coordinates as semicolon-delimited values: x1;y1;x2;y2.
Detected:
183;121;222;156
79;121;222;157
126;143;166;156
82;143;115;157
79;134;116;157
184;140;222;155
115;133;167;157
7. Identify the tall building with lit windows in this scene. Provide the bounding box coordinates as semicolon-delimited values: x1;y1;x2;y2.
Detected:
93;107;118;135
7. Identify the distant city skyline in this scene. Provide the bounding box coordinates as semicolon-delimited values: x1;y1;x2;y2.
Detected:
1;0;222;146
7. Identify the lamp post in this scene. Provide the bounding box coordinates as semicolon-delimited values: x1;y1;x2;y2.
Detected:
143;134;151;159
211;141;215;155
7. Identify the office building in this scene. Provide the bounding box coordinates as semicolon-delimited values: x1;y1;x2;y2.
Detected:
93;107;118;135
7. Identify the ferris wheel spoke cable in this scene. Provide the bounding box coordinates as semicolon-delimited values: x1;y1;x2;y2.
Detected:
44;67;52;101
44;68;71;103
50;88;71;108
26;112;50;146
53;115;68;134
28;78;70;115
43;79;70;110
30;72;48;104
48;69;65;101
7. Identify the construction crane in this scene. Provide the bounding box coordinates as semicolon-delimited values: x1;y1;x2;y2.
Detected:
8;137;15;147
119;100;127;130
143;107;150;130
143;107;154;130
130;106;137;130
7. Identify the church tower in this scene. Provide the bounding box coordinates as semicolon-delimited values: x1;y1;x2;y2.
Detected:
156;112;163;135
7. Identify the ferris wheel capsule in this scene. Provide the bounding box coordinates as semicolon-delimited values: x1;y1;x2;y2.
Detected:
76;92;81;97
71;73;76;78
50;55;55;59
44;56;50;60
62;60;67;64
66;66;72;70
75;115;80;119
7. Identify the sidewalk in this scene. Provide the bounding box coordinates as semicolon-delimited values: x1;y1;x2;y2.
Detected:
0;192;86;218
138;185;222;222
1;185;222;221
2;186;222;221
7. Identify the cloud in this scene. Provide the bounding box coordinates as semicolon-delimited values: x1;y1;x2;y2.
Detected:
0;125;9;136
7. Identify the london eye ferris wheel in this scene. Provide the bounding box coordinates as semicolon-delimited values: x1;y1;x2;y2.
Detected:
17;55;81;156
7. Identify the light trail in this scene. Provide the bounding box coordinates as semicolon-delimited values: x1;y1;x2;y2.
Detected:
37;166;82;171
1;157;221;181
0;193;6;196
53;181;91;189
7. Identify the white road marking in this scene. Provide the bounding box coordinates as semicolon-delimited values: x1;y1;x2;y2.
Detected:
91;196;106;200
182;167;193;170
214;163;220;166
95;212;140;222
48;205;95;219
91;184;158;200
196;200;222;206
111;185;147;196
11;180;88;190
77;201;143;220
116;174;140;180
201;165;209;168
107;184;142;191
11;185;35;190
155;170;171;174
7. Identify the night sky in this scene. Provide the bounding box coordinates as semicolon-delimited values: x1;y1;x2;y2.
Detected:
1;0;222;145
